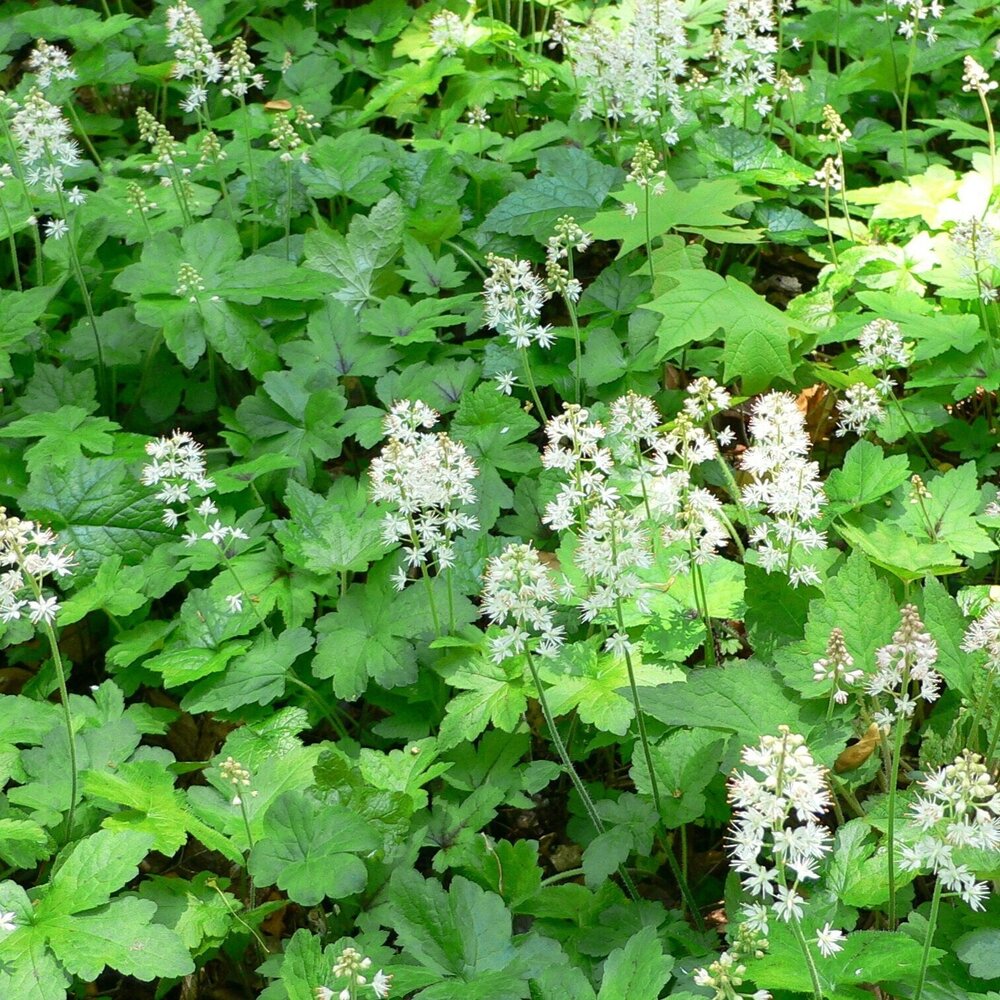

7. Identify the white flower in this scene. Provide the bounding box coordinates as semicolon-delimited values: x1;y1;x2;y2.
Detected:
483;255;553;350
27;39;77;87
867;604;942;721
0;911;15;933
372;970;393;998
814;922;845;957
27;594;59;624
369;401;479;578
494;370;517;395
483;544;562;661
44;218;68;240
856;317;911;371
10;88;82;193
728;727;831;923
836;383;885;437
901;751;998;910
166;0;223;84
429;10;465;55
225;593;243;614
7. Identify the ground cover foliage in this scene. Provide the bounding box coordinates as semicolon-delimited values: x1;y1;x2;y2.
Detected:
2;0;1000;996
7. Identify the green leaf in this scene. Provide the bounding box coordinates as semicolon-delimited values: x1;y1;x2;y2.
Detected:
181;627;314;713
276;478;389;575
301;130;398;204
481;146;620;240
589;174;755;256
388;870;515;978
597;926;674;1000
58;554;148;625
21;453;172;577
304;193;405;310
45;896;194;982
644;270;797;392
922;576;976;698
639;661;801;744
249;790;378;905
0;829;190;983
826;440;912;511
542;642;683;736
438;653;530;750
630;728;726;828
282;298;398;380
83;760;240;862
313;561;436;699
835;516;964;583
956;929;1000;979
400;235;468;295
0;286;58;378
774;550;898;697
895;463;994;558
39;829;152;918
137;873;237;954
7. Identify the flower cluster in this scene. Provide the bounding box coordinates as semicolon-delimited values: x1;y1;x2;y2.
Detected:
950;219;1000;302
482;543;565;662
316;946;392;1000
711;0;793;119
573;504;652;635
544;216;592;304
962;56;997;96
867;604;942;728
540;404;615;531
483;254;553;350
429;10;465;56
728;727;832;922
9;87;81;193
836;383;884;438
961;602;1000;670
559;0;689;139
0;507;75;626
369;400;479;590
877;0;943;44
222;37;265;99
813;627;864;704
899;751;1000;910
27;40;76;88
740;392;827;587
141;430;215;525
219;756;256;807
693;922;772;1000
165;0;223;110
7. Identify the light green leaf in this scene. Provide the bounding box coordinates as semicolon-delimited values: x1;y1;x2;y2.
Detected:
590;174;755;256
826;440;911;512
83;760;240;862
630;728;726;828
543;643;683;736
439;653;530;749
640;661;801;744
276;478;389;575
597;926;674;1000
249;790;378;905
955;929;1000;979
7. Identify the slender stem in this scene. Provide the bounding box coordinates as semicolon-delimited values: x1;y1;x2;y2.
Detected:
899;32;919;175
789;916;825;1000
523;652;639;902
65;101;103;168
239;99;260;250
565;252;583;404
0;198;22;290
967;670;996;752
615;602;703;927
43;621;77;842
284;674;349;740
913;879;943;1000
886;717;906;928
283;160;293;260
691;558;716;666
519;346;547;421
985;703;1000;768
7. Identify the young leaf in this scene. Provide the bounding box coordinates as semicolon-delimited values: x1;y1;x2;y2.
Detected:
597;926;674;1000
